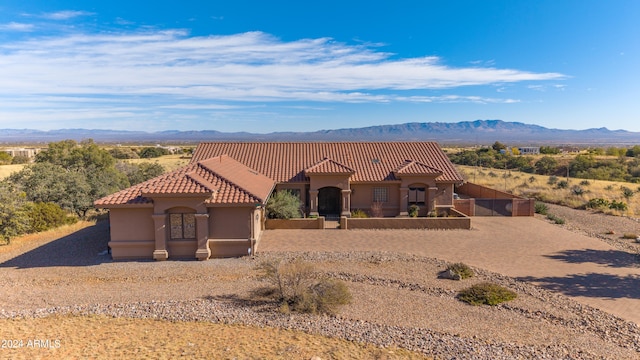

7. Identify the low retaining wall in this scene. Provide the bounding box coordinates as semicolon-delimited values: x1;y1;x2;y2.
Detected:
456;182;534;217
265;217;324;230
344;216;471;230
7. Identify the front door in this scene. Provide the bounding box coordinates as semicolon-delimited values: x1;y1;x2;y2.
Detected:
318;187;341;217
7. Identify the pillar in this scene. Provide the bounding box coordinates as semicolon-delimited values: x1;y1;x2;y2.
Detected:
194;213;210;261
399;187;409;216
341;189;351;217
428;187;438;213
152;214;168;260
309;189;319;216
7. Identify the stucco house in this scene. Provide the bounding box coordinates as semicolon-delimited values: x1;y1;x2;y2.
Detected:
95;142;464;260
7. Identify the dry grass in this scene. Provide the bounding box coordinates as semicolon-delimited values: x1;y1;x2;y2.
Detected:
0;164;26;180
0;220;95;254
457;165;640;216
0;315;429;360
122;154;190;172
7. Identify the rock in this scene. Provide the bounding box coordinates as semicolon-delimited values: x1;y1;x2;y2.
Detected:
438;269;461;280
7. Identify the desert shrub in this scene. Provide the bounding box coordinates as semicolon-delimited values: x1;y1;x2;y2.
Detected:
23;202;77;232
622;233;638;239
570;185;585;196
351;209;368;218
534;202;548;215
609;200;628;211
579;180;591;186
587;198;610;209
265;190;302;219
556;180;569;189
457;282;517;306
547;175;558;185
620;186;635;199
11;155;30;164
528;176;536;183
546;213;565;224
256;258;351;315
488;172;498;178
605;185;614;191
137;147;170;158
447;263;474;279
408;204;420;217
370;202;384;217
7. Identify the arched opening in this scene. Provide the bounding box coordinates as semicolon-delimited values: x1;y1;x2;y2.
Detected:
317;186;341;217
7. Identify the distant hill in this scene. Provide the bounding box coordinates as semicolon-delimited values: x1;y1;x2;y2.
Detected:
1;120;640;145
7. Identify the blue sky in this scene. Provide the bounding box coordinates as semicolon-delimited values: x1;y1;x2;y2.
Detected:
0;1;638;133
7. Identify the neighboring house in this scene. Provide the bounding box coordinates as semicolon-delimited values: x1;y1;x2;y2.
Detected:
95;142;464;260
517;147;540;155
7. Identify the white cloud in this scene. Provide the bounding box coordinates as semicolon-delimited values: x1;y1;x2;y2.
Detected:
0;29;565;129
39;10;94;20
0;22;34;31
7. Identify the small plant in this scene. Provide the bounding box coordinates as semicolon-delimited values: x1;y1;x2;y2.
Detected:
408;204;420;217
265;190;302;219
546;213;565;224
556;180;569;189
350;209;368;218
587;198;610;209
620;186;635;199
458;282;517;306
622;233;639;239
609;200;628;211
447;263;474;279
528;176;536;183
605;185;614;191
570;185;585;196
534;202;548;215
370;202;384;218
579;180;591;186
547;175;558;185
255;258;351;315
488;171;498;178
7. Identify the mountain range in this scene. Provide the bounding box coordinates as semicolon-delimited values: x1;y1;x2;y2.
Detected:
1;120;639;145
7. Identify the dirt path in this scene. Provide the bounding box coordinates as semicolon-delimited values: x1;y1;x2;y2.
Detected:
259;216;640;325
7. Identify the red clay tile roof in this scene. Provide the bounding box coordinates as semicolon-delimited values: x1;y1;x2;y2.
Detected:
95;155;275;207
191;142;463;183
394;160;443;176
305;157;356;175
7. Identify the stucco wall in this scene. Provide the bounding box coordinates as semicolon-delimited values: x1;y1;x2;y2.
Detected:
109;208;154;241
350;183;400;217
344;216;471;230
208;206;253;239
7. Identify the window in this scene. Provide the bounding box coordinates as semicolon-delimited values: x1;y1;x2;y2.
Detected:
408;187;426;204
373;187;388;203
170;213;196;240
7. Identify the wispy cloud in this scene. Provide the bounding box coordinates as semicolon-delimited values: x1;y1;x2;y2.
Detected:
0;22;34;31
0;28;565;129
39;10;94;20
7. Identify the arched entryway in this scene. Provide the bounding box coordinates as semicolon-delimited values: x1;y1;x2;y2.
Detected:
318;186;341;217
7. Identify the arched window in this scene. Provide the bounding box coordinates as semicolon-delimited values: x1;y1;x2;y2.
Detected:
169;213;196;240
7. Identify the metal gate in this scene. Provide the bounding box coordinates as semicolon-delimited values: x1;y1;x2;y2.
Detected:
474;199;513;216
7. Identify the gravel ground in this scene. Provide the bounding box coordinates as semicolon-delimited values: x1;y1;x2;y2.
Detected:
1;210;640;359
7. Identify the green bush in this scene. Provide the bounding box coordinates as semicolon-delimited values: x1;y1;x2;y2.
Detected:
570;185;585;196
24;202;77;232
255;258;351;315
621;186;635;199
609;200;628;211
447;263;474;279
351;209;368;218
547;175;558;185
458;282;517;306
579;180;591;186
534;202;548;215
586;198;610;209
546;213;565;224
408;204;420;217
265;190;302;219
556;180;569;189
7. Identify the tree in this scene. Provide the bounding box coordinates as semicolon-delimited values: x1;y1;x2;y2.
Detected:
115;162;165;186
11;155;30;164
109;147;140;159
535;156;559;175
8;163;94;217
0;183;29;244
138;147;170;158
491;141;507;152
0;152;12;165
265;190;302;219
